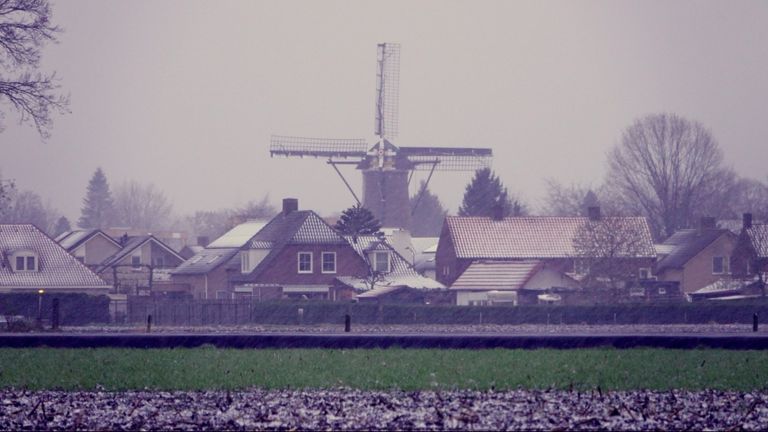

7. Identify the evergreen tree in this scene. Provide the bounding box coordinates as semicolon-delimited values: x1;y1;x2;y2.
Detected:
78;168;115;229
410;181;448;236
53;216;71;237
334;204;382;240
459;168;526;217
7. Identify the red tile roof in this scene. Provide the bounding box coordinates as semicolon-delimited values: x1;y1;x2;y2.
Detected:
444;216;655;259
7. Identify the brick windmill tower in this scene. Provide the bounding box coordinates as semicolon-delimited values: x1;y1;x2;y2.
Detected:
270;43;493;230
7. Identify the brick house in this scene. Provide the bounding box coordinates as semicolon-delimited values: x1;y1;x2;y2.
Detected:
229;199;371;300
654;217;739;295
171;220;271;300
436;209;656;305
731;213;768;287
1;224;110;295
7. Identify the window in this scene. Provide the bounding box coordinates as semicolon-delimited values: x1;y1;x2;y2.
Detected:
713;256;730;274
131;255;141;268
241;252;250;274
639;268;652;280
658;287;667;295
442;266;450;276
12;252;37;272
372;251;390;273
321;252;336;274
298;252;313;273
629;286;645;297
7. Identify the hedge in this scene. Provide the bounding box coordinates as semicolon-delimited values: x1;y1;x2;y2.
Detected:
0;293;111;326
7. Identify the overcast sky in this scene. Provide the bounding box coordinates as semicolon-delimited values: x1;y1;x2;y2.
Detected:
2;0;767;222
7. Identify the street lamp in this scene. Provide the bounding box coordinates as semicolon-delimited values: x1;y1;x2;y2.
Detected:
37;289;45;323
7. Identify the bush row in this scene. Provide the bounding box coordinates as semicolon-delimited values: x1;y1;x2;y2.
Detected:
127;298;768;326
0;293;111;326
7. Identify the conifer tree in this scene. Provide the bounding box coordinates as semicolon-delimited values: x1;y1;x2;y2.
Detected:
334;204;382;240
458;168;526;217
410;181;448;236
78;168;114;228
53;216;71;237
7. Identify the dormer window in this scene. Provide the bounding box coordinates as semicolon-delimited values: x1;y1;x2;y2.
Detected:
12;251;38;272
371;251;390;273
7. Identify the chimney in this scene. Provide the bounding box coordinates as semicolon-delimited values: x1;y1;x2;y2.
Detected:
587;206;601;221
282;198;298;215
743;213;753;230
699;216;716;231
492;203;504;221
197;236;210;247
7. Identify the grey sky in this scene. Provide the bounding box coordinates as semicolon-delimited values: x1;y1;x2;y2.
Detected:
2;0;767;222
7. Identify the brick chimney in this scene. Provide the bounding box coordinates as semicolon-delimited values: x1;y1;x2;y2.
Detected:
196;236;210;247
282;198;298;215
587;206;601;221
743;213;753;230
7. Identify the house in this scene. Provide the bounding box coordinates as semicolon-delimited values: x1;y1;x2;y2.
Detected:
171;220;272;300
654;217;739;295
0;224;111;295
229;199;371;300
436;208;656;306
731;213;768;284
336;235;445;303
95;235;186;295
57;229;185;295
55;229;122;269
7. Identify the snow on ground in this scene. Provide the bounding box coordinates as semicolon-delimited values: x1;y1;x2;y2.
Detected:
3;389;767;430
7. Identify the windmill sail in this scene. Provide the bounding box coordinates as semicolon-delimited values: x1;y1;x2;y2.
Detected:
375;43;400;139
270;135;367;158
399;146;493;171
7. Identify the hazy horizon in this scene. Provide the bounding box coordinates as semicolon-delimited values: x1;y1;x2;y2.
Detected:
2;0;767;224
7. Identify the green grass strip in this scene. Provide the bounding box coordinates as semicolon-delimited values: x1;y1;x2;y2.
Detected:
1;348;768;391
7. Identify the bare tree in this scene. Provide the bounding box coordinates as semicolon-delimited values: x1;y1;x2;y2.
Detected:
0;0;69;137
606;113;725;239
0;188;60;233
572;214;655;295
113;181;173;230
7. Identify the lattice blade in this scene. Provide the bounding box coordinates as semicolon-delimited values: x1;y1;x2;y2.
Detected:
400;146;493;171
375;43;400;139
270;135;368;158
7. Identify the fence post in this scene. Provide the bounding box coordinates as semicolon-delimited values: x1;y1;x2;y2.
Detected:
754;313;759;332
146;314;152;333
344;314;351;332
298;308;304;325
51;298;60;330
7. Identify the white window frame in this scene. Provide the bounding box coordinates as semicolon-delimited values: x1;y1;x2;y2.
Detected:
321;252;336;274
658;287;667;295
12;251;38;272
241;252;250;274
629;286;645;297
639;267;652;280
371;251;390;273
713;256;729;274
298;252;313;274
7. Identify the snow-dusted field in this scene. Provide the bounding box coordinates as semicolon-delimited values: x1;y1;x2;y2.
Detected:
3;388;767;430
62;323;762;334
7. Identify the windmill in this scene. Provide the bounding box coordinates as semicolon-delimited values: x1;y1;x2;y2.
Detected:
270;43;492;230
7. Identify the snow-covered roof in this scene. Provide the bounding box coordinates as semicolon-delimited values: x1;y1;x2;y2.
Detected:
172;247;240;275
655;229;735;272
746;224;768;258
411;237;439;254
443;216;655;259
450;260;541;291
0;224;110;291
338;234;445;292
207;220;269;248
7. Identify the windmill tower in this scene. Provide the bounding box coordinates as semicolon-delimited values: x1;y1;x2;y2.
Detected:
270;43;492;229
